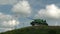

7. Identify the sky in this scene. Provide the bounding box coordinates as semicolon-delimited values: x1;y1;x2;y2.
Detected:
0;0;60;32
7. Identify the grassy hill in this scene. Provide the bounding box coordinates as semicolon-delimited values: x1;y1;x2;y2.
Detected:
0;26;60;34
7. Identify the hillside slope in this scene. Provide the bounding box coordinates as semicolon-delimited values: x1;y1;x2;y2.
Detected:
0;26;60;34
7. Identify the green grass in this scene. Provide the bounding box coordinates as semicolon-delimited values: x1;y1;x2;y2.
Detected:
0;26;60;34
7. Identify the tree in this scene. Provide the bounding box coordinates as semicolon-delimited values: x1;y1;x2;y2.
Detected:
30;21;35;26
30;19;48;26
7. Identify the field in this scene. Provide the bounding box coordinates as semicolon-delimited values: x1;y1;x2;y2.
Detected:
0;26;60;34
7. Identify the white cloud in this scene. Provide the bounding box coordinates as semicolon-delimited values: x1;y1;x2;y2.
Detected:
35;4;60;19
12;0;31;17
0;28;13;32
0;12;20;32
0;0;28;5
0;0;18;5
2;19;19;27
35;4;60;26
0;13;12;20
0;13;19;27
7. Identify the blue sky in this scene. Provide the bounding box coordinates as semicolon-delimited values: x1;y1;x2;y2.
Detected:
0;0;60;32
